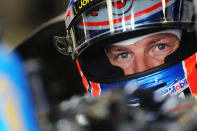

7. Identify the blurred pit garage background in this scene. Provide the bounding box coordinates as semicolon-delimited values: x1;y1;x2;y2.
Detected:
0;0;65;47
0;1;85;130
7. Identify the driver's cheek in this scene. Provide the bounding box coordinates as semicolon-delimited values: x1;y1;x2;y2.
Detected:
121;61;135;75
147;58;164;68
109;55;165;75
144;55;165;70
110;60;135;75
122;55;164;75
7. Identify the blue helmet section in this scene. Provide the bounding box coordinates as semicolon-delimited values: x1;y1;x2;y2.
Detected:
0;43;40;131
99;62;188;97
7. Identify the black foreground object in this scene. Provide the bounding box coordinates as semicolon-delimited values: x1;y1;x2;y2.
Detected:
14;14;84;109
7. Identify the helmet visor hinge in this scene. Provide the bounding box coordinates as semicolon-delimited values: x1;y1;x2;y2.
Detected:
53;36;73;56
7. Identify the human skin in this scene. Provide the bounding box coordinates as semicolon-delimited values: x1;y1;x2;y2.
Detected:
105;33;180;75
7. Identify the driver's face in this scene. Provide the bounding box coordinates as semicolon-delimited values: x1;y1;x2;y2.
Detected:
106;33;180;75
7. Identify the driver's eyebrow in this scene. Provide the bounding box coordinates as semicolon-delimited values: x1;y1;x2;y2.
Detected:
148;35;168;45
106;45;130;52
147;34;179;46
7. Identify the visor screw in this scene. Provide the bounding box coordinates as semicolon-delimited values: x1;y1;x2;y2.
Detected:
68;46;73;53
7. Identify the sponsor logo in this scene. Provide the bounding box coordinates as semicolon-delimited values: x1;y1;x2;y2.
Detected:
79;0;94;9
160;78;189;96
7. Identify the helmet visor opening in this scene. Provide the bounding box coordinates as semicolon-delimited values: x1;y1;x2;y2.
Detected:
78;29;197;83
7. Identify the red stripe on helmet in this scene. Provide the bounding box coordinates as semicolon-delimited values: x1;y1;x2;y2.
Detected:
66;9;71;20
90;81;101;97
76;59;82;74
76;59;89;94
134;0;170;18
79;0;171;26
183;53;197;95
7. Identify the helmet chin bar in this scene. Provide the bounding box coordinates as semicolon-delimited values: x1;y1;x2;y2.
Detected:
53;36;73;56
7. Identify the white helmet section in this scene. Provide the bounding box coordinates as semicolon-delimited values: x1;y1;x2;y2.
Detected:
112;29;182;46
76;0;176;30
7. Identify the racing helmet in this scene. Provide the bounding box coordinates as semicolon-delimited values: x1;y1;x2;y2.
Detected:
55;0;197;101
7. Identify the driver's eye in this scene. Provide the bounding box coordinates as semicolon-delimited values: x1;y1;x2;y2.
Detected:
156;44;166;51
118;53;129;59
